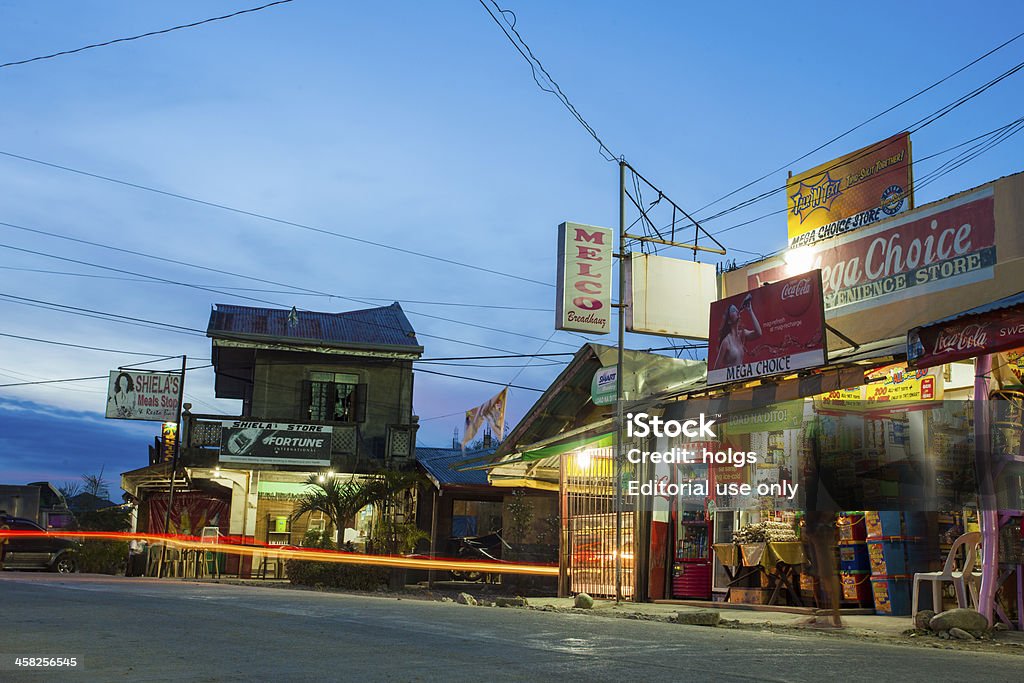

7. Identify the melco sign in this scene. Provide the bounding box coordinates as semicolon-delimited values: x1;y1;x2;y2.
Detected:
556;222;612;334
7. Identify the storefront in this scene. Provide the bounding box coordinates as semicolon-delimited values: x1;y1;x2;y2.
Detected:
485;343;705;600
643;169;1024;622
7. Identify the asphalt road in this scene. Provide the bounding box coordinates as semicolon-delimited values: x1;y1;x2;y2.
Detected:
1;573;1021;682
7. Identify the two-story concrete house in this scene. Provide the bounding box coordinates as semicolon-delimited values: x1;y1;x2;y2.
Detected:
122;302;423;575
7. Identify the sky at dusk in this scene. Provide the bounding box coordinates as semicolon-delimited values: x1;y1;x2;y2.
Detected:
2;1;1023;487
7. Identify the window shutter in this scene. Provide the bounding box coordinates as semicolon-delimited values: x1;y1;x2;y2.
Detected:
354;383;368;423
326;383;339;422
300;380;312;420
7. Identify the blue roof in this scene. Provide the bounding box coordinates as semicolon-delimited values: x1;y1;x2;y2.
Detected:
208;302;422;351
915;290;1024;329
416;447;495;488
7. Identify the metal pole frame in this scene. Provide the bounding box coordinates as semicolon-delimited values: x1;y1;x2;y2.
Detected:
157;355;187;578
614;160;627;603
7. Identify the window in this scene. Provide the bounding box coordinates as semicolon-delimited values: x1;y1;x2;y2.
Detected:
305;372;366;423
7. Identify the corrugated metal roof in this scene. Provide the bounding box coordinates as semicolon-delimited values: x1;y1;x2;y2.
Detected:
915;291;1024;329
416;447;495;488
207;302;421;351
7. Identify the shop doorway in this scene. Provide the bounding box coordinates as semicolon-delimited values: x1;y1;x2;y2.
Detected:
565;446;634;599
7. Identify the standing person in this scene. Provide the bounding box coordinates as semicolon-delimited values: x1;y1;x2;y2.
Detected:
127;538;147;576
714;293;763;370
0;516;9;570
801;417;843;628
108;372;137;419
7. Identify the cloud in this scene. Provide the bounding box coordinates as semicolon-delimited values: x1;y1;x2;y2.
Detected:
0;398;155;488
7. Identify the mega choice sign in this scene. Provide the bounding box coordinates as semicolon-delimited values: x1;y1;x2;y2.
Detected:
105;370;181;422
707;271;827;385
556;222;612;334
788;132;912;248
752;187;995;317
220;420;332;466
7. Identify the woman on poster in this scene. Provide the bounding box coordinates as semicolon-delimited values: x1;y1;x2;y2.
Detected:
714;293;763;369
108;372;137;419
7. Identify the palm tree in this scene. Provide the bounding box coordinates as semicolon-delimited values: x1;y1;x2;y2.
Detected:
359;470;426;554
291;474;368;546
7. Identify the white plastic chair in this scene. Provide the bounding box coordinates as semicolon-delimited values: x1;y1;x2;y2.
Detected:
911;531;981;618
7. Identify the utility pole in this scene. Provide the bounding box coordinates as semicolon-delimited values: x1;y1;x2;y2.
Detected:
611;161;727;603
157;355;187;579
614;160;627;603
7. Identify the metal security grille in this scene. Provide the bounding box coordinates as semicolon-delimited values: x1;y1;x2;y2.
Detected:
565;445;634;599
332;424;358;454
191;420;222;447
388;426;411;458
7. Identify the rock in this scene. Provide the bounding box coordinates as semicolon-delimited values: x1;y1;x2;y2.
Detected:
495;597;528;608
574;593;595;609
914;610;936;630
456;592;478;606
674;610;721;627
930;608;989;633
994;622;1009;631
939;631;951;640
949;627;975;641
440;596;454;603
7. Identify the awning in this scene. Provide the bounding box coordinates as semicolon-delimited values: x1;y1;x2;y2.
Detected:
909;291;1024;369
459;419;614;472
654;338;904;407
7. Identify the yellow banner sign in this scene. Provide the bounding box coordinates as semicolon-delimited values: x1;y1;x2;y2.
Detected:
787;133;912;246
816;363;942;412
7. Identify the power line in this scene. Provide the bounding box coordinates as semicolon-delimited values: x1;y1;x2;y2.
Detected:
642;52;1024;250
0;332;193;358
0;150;551;288
0;268;554;312
690;29;1024;217
707;113;1024;238
0;364;213;389
0;292;206;335
478;0;617;162
0;222;577;353
1;1;296;69
414;366;543;393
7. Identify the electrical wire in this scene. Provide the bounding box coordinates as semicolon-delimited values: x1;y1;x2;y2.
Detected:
706;113;1024;238
0;364;212;388
0;331;192;358
0;1;296;69
0;292;207;337
0;150;551;288
413;366;542;393
477;0;617;162
690;29;1024;216
0;222;578;352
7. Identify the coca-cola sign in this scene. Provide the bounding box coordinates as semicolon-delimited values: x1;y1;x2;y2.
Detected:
751;188;996;317
909;302;1024;369
781;278;812;299
933;324;988;355
708;270;827;385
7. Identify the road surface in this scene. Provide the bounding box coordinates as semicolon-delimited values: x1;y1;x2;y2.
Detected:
1;572;1020;682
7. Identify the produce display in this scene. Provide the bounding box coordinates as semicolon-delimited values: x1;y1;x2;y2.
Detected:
733;520;798;543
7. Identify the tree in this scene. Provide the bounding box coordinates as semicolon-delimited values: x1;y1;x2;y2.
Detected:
292;470;426;554
291;474;368;543
359;470;426;555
